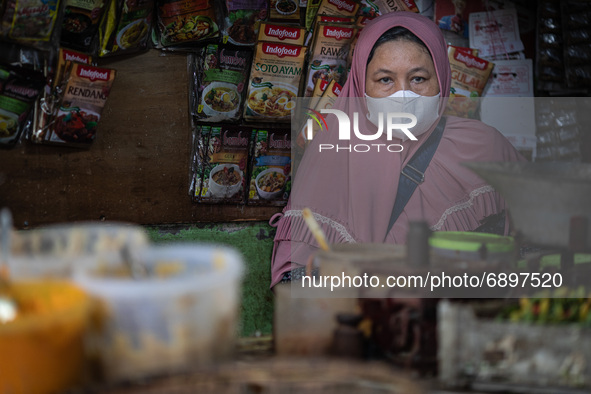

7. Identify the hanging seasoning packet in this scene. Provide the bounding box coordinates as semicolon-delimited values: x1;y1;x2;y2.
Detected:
304;22;355;96
268;0;300;23
446;46;494;119
0;0;63;49
0;64;45;148
60;0;108;52
315;0;360;18
248;127;291;206
244;41;306;122
192;44;252;123
98;0;154;57
157;0;220;47
374;0;418;13
222;0;268;46
46;63;115;146
197;124;251;204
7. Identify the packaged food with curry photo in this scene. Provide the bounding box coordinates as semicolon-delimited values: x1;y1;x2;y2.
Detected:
196;124;251;204
156;0;220;47
248;127;291;206
445;45;494;119
305;22;356;97
244;41;306;122
44;63;116;147
221;0;268;46
98;0;154;56
191;44;252;123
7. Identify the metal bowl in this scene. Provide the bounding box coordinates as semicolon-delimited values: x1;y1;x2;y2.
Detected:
462;161;591;249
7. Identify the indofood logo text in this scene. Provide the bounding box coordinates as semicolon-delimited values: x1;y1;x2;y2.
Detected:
305;109;418;153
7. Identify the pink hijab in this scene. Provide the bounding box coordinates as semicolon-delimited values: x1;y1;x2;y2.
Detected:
270;12;525;287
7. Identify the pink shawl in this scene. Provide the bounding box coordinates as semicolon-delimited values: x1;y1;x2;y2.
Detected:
269;12;525;287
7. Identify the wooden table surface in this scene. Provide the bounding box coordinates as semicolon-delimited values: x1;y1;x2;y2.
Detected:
0;49;281;230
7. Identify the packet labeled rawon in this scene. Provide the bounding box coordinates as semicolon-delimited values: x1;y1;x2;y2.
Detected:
244;41;306;122
304;22;355;96
248;127;291;206
46;63;116;146
192;44;252;123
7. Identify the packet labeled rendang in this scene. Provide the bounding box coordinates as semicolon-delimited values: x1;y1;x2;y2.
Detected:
248;127;291;206
46;63;115;146
244;41;306;122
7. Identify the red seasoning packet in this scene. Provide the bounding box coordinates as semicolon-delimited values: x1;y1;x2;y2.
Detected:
45;63;116;147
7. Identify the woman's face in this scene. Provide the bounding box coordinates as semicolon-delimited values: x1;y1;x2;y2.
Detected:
365;39;440;98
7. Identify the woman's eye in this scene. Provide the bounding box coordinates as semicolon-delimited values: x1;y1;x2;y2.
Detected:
379;77;392;84
411;76;426;83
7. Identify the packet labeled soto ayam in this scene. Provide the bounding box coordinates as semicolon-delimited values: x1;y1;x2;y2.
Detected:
99;0;154;56
195;124;251;204
192;44;252;123
257;22;307;46
0;64;45;147
44;63;115;147
268;0;300;23
60;0;108;52
0;0;63;49
305;22;355;96
244;41;306;122
445;46;494;118
222;0;268;46
248;127;291;206
156;0;219;47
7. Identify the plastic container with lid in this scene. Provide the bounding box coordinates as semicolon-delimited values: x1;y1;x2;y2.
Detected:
73;243;245;383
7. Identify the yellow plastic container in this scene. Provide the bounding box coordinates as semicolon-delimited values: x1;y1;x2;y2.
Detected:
0;280;92;394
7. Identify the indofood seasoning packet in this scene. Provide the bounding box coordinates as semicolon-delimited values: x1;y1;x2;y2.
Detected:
45;63;115;147
191;44;252;123
196;124;251;204
446;45;494;118
243;41;306;122
269;0;300;24
257;22;307;46
304;22;355;96
248;127;291;206
316;0;360;18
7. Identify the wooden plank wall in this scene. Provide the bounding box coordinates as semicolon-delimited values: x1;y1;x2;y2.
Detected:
0;50;281;229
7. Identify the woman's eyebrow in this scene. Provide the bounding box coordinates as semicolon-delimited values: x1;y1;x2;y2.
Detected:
372;68;396;75
407;67;430;74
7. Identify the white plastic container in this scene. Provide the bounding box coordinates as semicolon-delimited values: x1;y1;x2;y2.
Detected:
73;244;245;383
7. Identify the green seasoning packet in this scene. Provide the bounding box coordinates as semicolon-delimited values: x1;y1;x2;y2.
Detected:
192;44;252;123
248;127;291;206
0;64;45;147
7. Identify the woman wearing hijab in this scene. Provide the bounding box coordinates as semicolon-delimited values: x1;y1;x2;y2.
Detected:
269;11;525;287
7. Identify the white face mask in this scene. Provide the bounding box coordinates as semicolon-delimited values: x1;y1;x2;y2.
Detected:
365;90;441;141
